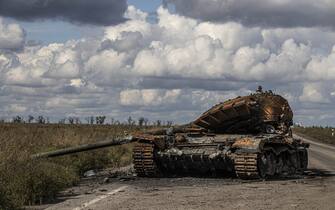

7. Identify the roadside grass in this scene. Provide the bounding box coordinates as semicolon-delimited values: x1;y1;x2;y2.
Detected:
293;126;335;145
0;123;140;209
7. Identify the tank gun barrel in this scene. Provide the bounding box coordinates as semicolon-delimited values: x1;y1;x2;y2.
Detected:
32;136;135;159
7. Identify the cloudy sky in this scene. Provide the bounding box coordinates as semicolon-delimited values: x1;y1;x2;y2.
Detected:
0;0;335;125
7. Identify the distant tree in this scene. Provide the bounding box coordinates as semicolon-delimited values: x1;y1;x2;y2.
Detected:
156;120;161;127
96;116;106;125
28;115;34;123
144;118;149;126
68;117;74;124
110;117;115;125
13;116;23;123
85;117;90;124
127;116;135;125
138;117;145;127
167;121;173;127
37;116;45;124
0;118;5;123
75;117;81;124
58;118;66;124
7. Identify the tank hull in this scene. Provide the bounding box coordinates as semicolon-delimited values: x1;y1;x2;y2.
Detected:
133;134;309;179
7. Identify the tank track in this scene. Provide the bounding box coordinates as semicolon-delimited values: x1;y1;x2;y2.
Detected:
234;153;260;179
133;142;158;177
234;148;308;179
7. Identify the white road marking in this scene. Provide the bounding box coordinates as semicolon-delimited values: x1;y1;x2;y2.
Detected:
72;186;127;210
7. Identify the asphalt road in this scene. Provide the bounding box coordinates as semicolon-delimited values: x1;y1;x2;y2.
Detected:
293;134;335;173
44;134;335;210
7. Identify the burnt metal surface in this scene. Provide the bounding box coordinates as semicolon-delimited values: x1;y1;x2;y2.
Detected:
193;87;293;134
133;133;308;178
133;142;158;177
31;136;135;159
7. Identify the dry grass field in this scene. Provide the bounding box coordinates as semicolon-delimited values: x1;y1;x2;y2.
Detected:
293;126;335;145
1;123;333;209
0;123;140;209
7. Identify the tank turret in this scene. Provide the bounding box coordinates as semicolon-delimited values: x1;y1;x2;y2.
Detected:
193;86;293;134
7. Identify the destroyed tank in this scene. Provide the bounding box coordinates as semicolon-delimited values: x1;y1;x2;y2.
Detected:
34;87;309;179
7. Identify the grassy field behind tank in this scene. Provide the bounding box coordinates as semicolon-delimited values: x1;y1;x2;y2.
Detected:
0;123;139;209
293;126;335;145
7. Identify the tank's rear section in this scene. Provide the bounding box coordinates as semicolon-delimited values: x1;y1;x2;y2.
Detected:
132;88;309;179
231;135;308;179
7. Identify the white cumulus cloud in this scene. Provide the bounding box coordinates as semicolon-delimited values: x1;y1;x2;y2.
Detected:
0;18;25;50
120;89;181;106
1;6;335;125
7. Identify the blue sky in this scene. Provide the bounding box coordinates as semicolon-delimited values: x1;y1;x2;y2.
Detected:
11;0;162;44
128;0;162;12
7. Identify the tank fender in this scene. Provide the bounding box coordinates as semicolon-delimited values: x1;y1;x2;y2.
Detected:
133;133;166;149
232;137;264;153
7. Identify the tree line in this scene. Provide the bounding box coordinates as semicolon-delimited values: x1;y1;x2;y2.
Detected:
0;115;173;127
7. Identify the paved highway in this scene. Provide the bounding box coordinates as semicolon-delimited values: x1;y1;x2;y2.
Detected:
293;134;335;173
